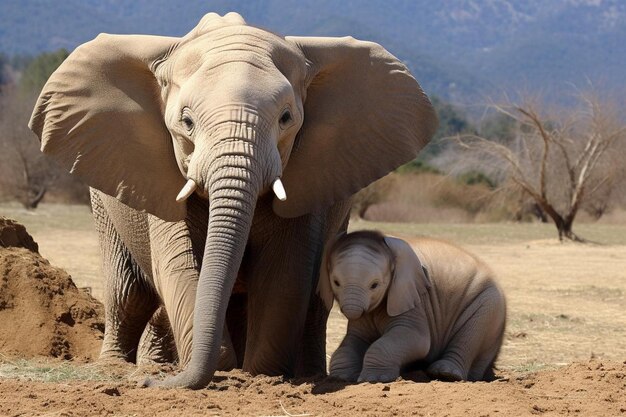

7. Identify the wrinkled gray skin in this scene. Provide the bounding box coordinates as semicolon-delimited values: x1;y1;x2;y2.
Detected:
91;181;350;374
29;13;437;389
322;233;506;383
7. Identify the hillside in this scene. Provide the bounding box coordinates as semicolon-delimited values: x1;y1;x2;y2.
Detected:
1;0;624;102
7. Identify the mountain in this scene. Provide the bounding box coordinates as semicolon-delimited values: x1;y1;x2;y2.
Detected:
1;0;624;103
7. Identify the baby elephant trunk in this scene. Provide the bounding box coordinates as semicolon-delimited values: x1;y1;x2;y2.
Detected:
341;305;365;320
339;286;371;320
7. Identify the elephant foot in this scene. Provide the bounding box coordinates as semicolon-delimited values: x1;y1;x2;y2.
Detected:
137;334;178;365
137;307;178;365
99;348;135;364
357;367;400;383
328;368;360;382
137;350;176;366
427;359;465;381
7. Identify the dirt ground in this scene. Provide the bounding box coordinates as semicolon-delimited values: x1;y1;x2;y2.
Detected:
0;360;624;416
0;204;625;416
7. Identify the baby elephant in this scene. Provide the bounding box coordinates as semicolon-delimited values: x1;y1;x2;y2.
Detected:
319;230;506;383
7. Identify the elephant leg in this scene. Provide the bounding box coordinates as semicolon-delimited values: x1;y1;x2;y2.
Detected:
329;332;371;382
297;200;352;376
137;306;178;365
467;339;501;382
148;216;198;366
217;324;237;371
92;193;159;363
244;208;325;377
243;255;313;376
148;213;237;370
358;313;429;383
297;295;330;376
428;286;505;382
226;292;247;367
467;317;505;382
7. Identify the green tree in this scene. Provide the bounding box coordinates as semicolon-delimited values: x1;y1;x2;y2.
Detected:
0;53;10;86
479;111;516;143
18;49;68;95
10;54;34;72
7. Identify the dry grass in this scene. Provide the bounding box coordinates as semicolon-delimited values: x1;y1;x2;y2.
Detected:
476;241;626;370
358;172;497;223
2;202;626;376
0;357;109;382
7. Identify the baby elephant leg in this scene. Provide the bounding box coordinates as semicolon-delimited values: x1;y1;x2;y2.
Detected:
359;323;429;383
467;331;503;382
428;286;505;381
329;333;370;382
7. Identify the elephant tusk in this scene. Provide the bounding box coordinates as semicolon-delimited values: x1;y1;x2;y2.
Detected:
176;179;198;202
272;178;287;201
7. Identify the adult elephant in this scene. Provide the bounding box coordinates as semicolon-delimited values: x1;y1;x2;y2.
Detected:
29;12;437;389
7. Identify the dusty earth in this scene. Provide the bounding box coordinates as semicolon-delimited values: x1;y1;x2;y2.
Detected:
0;360;624;416
0;213;625;416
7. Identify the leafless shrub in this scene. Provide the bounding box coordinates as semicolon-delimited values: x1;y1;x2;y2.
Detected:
351;174;397;219
354;172;496;223
364;201;473;223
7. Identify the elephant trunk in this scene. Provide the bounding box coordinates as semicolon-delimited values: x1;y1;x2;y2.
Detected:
149;126;276;389
340;304;365;321
340;286;369;320
183;182;256;387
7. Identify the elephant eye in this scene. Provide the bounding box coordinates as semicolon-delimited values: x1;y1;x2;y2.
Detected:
370;282;379;290
181;113;195;133
333;280;340;287
279;109;293;128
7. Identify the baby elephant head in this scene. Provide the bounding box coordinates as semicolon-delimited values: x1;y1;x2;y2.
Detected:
319;231;431;319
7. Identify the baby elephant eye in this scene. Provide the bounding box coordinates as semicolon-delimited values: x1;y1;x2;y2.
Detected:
333;280;340;287
370;282;379;290
279;109;292;128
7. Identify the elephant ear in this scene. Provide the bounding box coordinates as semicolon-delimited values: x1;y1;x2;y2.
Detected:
28;34;186;221
384;237;431;317
274;36;438;218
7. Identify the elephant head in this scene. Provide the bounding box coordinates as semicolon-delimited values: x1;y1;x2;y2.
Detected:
319;231;431;319
29;12;437;388
321;230;394;320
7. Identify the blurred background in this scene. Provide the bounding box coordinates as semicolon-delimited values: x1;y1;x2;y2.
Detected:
1;0;625;241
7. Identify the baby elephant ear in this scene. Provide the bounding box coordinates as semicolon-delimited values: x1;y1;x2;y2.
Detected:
384;237;431;317
316;232;346;311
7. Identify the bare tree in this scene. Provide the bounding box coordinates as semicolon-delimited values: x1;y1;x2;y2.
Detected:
456;94;625;242
0;87;67;208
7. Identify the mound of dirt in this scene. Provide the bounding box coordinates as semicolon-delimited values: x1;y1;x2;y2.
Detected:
0;218;103;361
0;217;38;252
